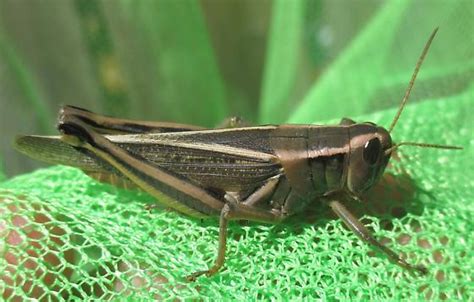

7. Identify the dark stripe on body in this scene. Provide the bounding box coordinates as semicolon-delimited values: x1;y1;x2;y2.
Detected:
307;126;350;195
107;150;224;216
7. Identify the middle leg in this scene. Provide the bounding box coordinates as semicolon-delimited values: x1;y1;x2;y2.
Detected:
186;187;285;281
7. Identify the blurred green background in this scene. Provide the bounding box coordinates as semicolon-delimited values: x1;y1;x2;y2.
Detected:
0;0;472;176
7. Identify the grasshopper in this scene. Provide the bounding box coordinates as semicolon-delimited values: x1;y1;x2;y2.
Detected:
14;28;461;281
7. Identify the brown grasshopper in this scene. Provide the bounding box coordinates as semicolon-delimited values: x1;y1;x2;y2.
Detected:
15;28;461;281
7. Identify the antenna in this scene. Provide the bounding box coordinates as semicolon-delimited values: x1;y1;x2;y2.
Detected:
388;27;439;133
384;28;463;154
385;142;463;156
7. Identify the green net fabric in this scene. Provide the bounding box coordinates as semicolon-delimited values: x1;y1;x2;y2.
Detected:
1;94;472;300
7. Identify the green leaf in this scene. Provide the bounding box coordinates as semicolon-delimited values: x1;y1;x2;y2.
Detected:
113;0;228;127
259;0;305;123
0;32;53;132
288;0;474;123
0;154;5;182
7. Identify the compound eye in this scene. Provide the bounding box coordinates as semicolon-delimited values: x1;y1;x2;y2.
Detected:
363;138;381;165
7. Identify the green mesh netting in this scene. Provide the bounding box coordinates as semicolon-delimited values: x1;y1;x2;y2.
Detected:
1;94;472;300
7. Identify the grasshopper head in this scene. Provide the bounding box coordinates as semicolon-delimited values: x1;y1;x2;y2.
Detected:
346;123;392;195
343;28;462;197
